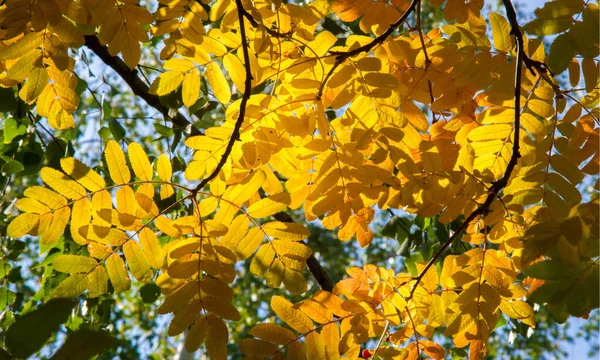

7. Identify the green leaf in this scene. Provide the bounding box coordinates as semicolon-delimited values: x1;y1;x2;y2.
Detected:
99;126;111;141
525;259;592;280
3;118;27;144
0;88;18;112
5;299;76;358
140;283;161;303
154;123;174;137
50;329;115;360
548;32;576;74
0;259;11;278
1;160;24;174
0;288;16;312
109;119;126;141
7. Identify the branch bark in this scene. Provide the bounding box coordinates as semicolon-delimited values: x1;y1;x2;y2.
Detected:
403;0;529;300
83;35;202;137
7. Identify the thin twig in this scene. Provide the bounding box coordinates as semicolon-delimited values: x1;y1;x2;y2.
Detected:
191;0;254;194
83;35;202;136
316;0;420;99
371;320;390;360
402;0;527;301
415;0;436;124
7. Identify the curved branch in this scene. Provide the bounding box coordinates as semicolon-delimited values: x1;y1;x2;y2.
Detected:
191;0;254;193
83;35;202;136
403;0;528;301
316;0;420;99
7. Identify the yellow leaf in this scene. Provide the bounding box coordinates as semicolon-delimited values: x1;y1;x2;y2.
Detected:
24;186;67;209
157;154;172;181
206;62;231;104
248;323;296;345
149;71;184;96
226;170;266;205
271;295;313;333
164;58;196;72
128;142;153;181
321;323;340;360
468;124;513;142
182;69;201;107
87;266;108;298
41;207;71;244
0;32;43;61
60;158;106;191
299;299;333;324
500;299;534;320
220;214;249;249
7;50;42;81
489;13;512;53
19;66;48;103
15;198;50;214
53;254;97;274
235;227;263;260
156;216;183;238
223;53;246;91
204;314;228;359
105;140;131;185
263;222;311;240
282;268;308;295
185;316;207;352
40;167;87;200
239;339;279;357
52;273;88;298
306;332;326;359
364;72;399;89
139;228;163;269
123;241;153;282
246;192;291;218
106;253;131;292
7;213;40;238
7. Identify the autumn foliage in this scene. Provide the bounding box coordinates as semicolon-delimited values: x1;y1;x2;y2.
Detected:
0;0;598;359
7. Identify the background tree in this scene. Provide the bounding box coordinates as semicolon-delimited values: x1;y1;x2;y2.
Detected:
0;0;598;359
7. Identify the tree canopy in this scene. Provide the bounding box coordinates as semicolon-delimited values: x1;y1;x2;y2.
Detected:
0;0;598;359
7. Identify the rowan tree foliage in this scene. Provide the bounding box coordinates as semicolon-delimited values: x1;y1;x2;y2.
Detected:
0;0;598;359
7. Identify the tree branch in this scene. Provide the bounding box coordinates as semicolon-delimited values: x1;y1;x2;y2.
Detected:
316;0;420;99
83;35;202;136
403;0;529;301
190;0;254;194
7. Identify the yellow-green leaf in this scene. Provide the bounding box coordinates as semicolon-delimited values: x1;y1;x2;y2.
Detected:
149;71;184;96
489;13;512;53
123;241;153;282
106;253;131;293
40;167;87;200
53;255;98;274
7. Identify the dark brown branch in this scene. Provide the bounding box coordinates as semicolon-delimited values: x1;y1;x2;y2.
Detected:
191;0;254;193
403;0;528;301
274;212;335;292
316;0;420;99
83;35;202;136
